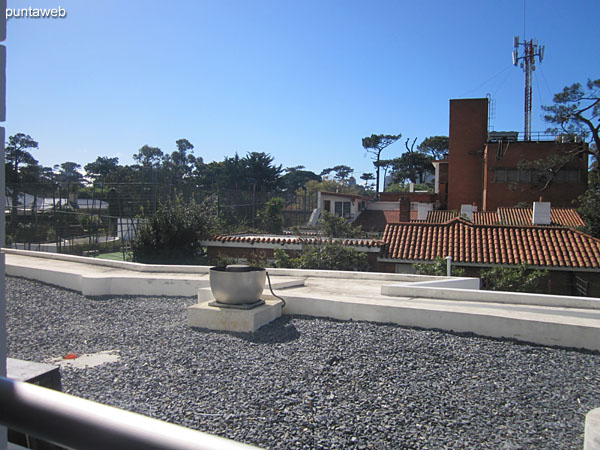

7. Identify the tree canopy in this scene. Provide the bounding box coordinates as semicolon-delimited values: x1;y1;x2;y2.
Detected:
418;136;449;160
362;133;401;197
542;78;599;178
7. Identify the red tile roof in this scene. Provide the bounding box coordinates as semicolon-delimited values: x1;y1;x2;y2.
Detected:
425;210;458;223
423;208;584;228
382;218;600;269
423;210;500;225
352;210;418;232
498;207;585;227
207;235;384;248
474;211;500;225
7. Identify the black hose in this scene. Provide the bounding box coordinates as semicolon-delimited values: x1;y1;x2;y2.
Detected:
266;271;286;309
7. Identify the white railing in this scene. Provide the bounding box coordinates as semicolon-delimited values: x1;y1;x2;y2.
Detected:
0;376;260;450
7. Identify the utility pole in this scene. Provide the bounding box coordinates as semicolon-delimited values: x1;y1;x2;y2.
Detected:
512;36;545;141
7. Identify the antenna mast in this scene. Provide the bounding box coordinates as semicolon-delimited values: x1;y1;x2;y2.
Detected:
512;37;544;141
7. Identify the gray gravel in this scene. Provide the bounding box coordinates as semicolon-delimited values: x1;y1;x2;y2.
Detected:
6;276;600;449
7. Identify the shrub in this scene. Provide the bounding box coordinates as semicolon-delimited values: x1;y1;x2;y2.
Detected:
274;240;369;271
480;264;548;293
260;197;285;234
413;257;465;277
319;212;364;238
131;196;217;264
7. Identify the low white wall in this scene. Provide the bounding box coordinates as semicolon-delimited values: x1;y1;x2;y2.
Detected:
5;262;210;297
396;277;481;290
3;249;211;274
381;284;600;310
4;249;468;282
586;407;600;450
281;294;600;352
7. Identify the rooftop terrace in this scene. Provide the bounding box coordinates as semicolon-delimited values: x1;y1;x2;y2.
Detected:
4;250;600;449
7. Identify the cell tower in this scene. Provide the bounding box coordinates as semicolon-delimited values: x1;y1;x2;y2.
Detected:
512;36;545;141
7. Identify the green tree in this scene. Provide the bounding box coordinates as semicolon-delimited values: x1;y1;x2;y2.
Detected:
321;165;354;183
301;178;372;199
319;211;363;238
165;139;197;179
542;78;599;178
480;264;548;293
374;159;395;189
84;156;119;182
577;185;600;238
243;152;283;191
133;145;164;168
260;197;285;234
131;196;217;264
281;166;321;192
419;136;449;160
392;152;434;184
360;172;375;186
362;133;402;197
5;133;39;222
542;79;600;234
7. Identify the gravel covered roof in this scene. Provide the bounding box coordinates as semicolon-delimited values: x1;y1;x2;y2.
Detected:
6;276;600;449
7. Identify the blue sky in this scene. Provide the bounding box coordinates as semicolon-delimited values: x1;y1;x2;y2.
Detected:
5;0;600;182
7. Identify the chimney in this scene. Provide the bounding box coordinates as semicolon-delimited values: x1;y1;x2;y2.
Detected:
460;204;474;221
532;202;551;225
399;197;411;222
417;202;433;221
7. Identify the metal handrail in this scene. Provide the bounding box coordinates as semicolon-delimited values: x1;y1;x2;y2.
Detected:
0;377;260;450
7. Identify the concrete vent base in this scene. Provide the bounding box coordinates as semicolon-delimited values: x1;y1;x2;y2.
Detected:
188;299;282;333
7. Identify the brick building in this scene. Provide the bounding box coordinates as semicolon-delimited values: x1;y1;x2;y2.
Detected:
378;218;600;297
444;98;588;211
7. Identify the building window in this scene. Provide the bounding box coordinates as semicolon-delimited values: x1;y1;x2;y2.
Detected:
494;168;507;182
518;169;531;183
343;202;351;218
506;169;518;182
555;169;581;183
493;167;576;184
324;200;331;212
334;201;351;218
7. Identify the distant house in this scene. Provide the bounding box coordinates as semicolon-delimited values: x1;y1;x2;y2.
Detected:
314;191;434;232
5;192;109;214
312;191;370;224
378;217;600;297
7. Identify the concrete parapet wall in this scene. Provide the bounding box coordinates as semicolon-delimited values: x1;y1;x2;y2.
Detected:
2;249;211;274
586;407;600;450
282;294;600;352
3;249;465;283
398;277;481;290
382;284;600;310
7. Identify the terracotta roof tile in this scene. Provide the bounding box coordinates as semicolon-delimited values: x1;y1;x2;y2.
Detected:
210;234;384;248
425;210;458;223
381;217;600;269
474;211;500;225
498;207;585;227
424;210;500;225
